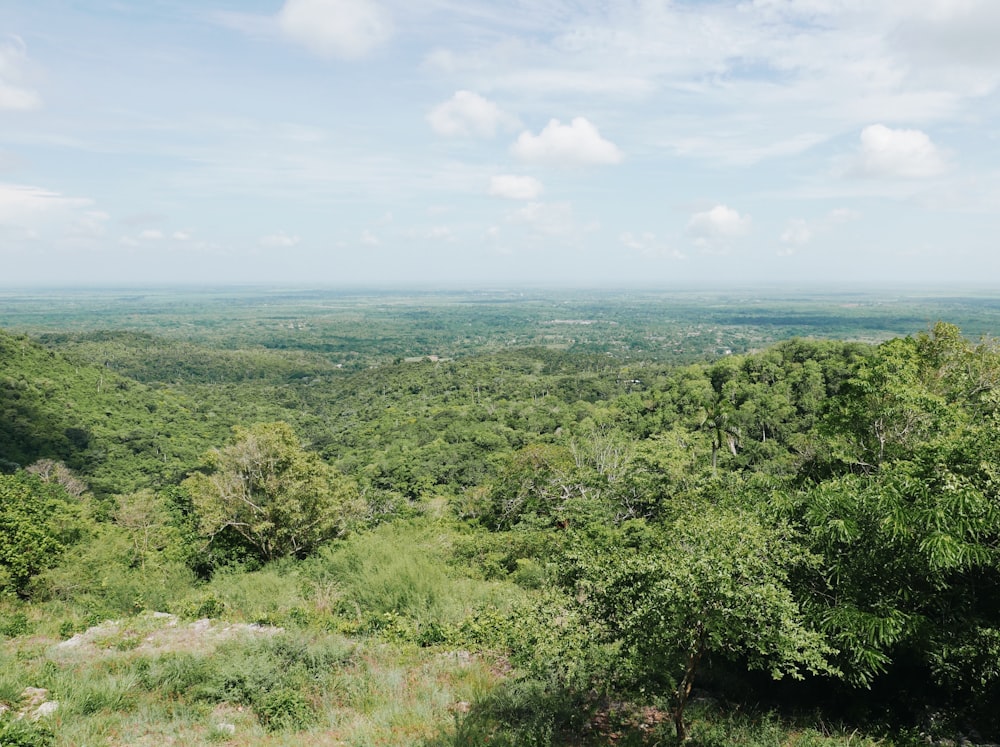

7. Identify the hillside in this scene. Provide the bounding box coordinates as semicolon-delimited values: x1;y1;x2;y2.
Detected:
3;313;1000;746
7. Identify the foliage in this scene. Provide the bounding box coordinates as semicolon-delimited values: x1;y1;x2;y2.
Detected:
302;520;524;642
8;296;1000;743
37;522;196;616
784;324;1000;704
0;472;86;597
184;421;362;561
186;632;351;730
573;508;834;740
0;714;54;747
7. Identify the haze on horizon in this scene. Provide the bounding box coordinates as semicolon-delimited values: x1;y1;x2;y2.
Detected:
2;1;1000;288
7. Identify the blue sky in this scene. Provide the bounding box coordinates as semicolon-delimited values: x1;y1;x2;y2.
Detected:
2;0;1000;287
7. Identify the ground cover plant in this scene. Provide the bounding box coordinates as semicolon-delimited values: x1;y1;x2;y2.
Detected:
3;290;1000;744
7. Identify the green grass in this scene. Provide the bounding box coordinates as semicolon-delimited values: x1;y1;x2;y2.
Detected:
0;517;936;746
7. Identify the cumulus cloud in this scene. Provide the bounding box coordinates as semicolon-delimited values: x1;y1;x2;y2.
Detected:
361;229;379;246
277;0;391;59
489;174;543;200
511;117;623;166
139;229;164;240
0;36;41;111
427;91;519;138
686;205;751;248
854;124;947;178
173;231;192;241
259;231;301;247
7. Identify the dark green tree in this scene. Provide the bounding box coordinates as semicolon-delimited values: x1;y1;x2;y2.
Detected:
575;505;833;741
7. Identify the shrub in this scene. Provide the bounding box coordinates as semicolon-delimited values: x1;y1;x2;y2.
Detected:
0;715;54;747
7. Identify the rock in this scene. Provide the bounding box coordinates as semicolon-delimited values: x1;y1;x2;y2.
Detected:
32;701;59;720
215;723;236;735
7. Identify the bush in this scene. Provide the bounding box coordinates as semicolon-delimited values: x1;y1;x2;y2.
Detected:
191;631;352;729
255;687;315;732
0;715;54;747
0;473;84;597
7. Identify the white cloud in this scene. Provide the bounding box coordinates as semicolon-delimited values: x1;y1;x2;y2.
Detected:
68;211;110;239
489;174;543;200
173;231;192;241
620;231;686;260
511;118;623;166
780;219;812;246
423;226;454;241
828;208;860;223
508;201;599;237
667;132;830;167
427;91;518;138
277;0;391;59
892;0;1000;68
0;183;92;224
361;229;379;246
853;123;948;179
259;231;301;247
0;36;41;111
686;205;751;248
139;229;164;240
778;208;860;253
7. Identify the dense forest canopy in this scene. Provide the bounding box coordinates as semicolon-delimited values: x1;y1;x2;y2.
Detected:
3;288;1000;746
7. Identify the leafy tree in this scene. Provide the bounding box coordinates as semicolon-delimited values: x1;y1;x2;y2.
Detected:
114;489;184;571
183;422;360;561
574;506;833;741
0;472;84;596
483;444;580;529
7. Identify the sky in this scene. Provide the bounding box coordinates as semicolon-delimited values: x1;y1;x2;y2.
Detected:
2;0;1000;288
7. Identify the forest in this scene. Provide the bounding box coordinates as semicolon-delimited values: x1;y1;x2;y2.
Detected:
3;287;1000;746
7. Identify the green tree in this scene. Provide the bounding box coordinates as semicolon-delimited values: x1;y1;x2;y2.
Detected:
183;422;360;562
575;505;833;741
699;394;740;472
0;472;84;596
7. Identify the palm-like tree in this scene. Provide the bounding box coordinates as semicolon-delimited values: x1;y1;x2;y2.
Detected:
700;396;740;472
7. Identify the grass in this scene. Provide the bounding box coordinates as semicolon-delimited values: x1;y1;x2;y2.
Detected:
0;517;929;746
0;519;520;746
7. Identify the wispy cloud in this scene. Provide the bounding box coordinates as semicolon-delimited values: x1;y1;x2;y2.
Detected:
259;231;301;247
489;174;543;200
277;0;392;59
0;36;41;111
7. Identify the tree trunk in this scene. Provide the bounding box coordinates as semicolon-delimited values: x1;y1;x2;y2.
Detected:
672;635;704;742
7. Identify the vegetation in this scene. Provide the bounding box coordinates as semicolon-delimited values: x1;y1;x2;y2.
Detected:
3;288;1000;745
